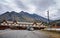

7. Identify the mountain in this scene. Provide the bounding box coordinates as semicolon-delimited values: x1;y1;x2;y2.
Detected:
51;20;60;23
0;11;51;22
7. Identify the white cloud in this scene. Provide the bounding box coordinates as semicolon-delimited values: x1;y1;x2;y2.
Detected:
27;5;36;14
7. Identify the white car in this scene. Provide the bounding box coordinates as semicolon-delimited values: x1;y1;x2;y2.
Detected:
29;27;34;31
27;26;34;31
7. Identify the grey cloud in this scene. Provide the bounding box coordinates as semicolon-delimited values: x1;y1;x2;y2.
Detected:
0;0;59;20
50;9;60;20
30;0;56;11
55;9;60;16
13;0;28;10
0;0;56;12
0;3;12;14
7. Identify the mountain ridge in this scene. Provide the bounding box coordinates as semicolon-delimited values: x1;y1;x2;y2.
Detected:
0;11;51;23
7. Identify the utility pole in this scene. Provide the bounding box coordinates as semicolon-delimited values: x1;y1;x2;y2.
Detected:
47;10;50;27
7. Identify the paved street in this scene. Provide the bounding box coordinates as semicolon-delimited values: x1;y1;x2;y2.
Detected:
0;30;49;38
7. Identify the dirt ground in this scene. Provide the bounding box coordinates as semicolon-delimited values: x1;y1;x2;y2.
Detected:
41;30;60;38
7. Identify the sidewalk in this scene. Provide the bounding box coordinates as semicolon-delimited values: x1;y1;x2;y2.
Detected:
45;28;60;31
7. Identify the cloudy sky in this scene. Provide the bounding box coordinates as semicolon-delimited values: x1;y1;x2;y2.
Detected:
0;0;60;20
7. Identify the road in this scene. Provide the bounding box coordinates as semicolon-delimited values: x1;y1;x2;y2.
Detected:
0;30;50;38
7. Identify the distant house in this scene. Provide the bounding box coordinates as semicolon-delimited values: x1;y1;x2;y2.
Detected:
51;22;60;28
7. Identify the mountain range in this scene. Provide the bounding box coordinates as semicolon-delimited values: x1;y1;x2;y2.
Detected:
0;11;51;23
